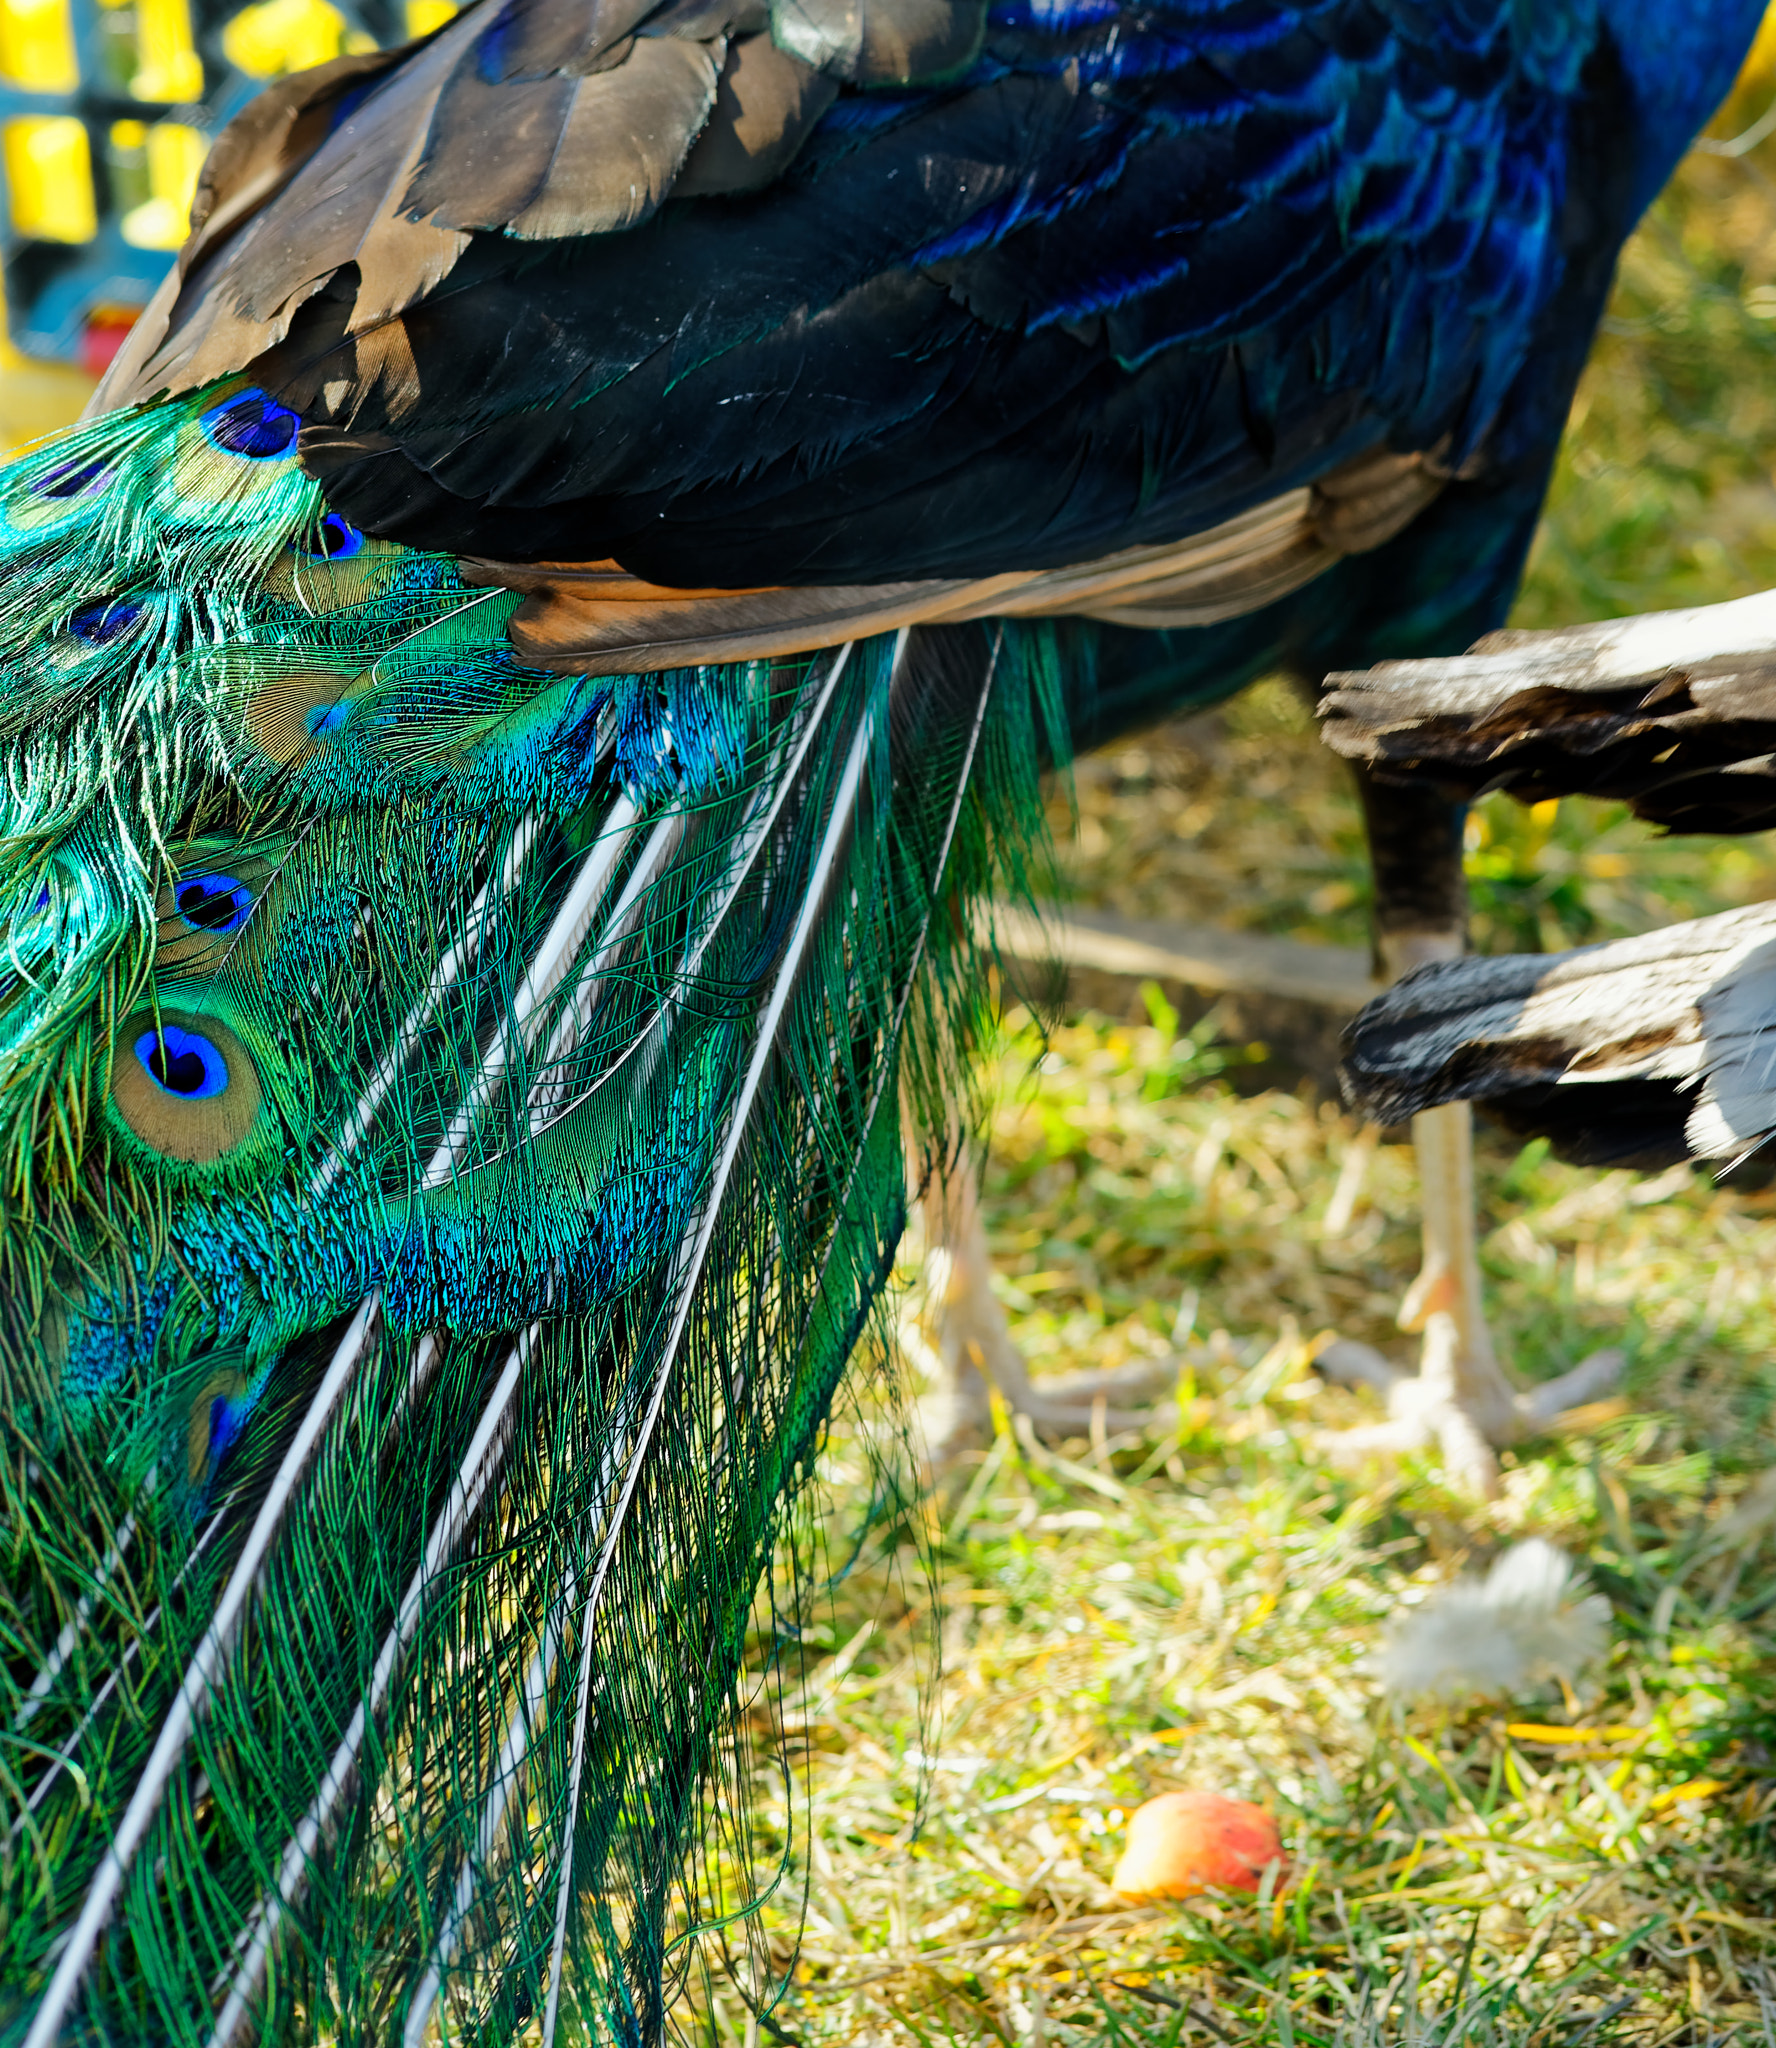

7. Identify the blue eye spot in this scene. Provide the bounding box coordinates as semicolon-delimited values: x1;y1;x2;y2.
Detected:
32;459;110;500
295;513;364;561
135;1025;229;1100
175;873;253;935
69;598;145;645
207;1392;247;1467
199;390;301;461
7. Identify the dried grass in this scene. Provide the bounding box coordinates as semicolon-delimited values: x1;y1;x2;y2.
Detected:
674;996;1776;2048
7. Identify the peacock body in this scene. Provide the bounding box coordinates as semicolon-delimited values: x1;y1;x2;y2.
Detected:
0;0;1763;2039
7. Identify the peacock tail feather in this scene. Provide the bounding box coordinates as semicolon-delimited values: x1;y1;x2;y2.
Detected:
0;381;1062;2043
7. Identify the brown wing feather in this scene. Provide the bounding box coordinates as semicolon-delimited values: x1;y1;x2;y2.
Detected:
98;0;815;407
461;449;1446;672
1311;439;1452;553
112;16;479;393
398;0;722;233
184;47;412;268
465;0;660;77
505;35;728;239
401;68;582;229
88;43;410;412
769;0;984;81
676;33;837;195
459;569;1022;674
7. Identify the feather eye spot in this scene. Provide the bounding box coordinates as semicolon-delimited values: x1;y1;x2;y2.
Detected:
306;700;350;738
200;390;301;462
174;873;253;935
245;670;358;764
112;1007;263;1163
4;452;114;538
31;458;110;500
295;514;365;561
68;598;145;645
136;1025;230;1100
186;1373;252;1484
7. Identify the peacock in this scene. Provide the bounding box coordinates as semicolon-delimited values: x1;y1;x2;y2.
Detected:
1;1;1763;2040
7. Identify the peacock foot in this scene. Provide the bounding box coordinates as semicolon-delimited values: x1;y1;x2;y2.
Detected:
909;1161;1175;1472
1307;1091;1622;1497
910;1236;1177;1471
1312;1310;1624;1500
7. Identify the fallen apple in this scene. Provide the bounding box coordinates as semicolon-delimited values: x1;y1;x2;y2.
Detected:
1111;1790;1284;1899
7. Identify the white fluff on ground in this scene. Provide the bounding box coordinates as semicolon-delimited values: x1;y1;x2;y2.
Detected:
1378;1538;1611;1700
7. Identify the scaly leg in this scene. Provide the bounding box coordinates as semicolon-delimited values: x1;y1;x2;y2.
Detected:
1314;781;1622;1496
912;1152;1174;1470
1318;1096;1623;1497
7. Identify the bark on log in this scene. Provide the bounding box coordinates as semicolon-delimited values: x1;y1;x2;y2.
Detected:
1320;586;1776;832
1342;898;1776;1171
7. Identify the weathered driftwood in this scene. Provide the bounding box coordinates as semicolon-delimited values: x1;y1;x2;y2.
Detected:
985;903;1383;1091
1320;586;1776;831
1342;898;1776;1170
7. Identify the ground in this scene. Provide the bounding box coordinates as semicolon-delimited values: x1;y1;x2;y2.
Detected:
671;86;1776;2048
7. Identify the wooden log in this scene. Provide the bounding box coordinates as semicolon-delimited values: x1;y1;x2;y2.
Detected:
1319;586;1776;832
989;903;1380;1010
986;903;1381;1093
1341;898;1776;1170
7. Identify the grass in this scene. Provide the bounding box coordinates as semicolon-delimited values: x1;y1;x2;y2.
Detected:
674;65;1776;2048
706;1018;1776;2048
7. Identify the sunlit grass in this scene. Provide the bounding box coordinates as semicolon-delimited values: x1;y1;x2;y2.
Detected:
701;1017;1776;2047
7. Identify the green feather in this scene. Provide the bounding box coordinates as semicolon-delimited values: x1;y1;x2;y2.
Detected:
0;386;1063;2044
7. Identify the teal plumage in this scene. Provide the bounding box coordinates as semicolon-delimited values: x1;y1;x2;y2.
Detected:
0;380;1059;2042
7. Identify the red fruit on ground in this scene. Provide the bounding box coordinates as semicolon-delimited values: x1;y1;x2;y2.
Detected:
1110;1790;1285;1900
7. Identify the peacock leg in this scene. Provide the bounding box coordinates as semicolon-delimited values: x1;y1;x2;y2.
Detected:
1312;776;1622;1495
1316;1091;1623;1497
914;1151;1174;1469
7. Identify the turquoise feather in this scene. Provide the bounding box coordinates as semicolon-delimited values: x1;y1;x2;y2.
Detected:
0;383;1060;2042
